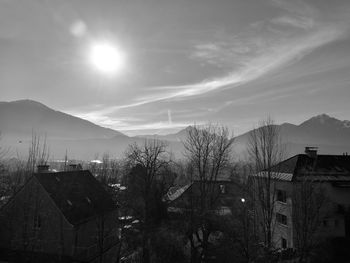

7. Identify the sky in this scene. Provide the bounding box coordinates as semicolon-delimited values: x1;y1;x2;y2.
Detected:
1;0;350;136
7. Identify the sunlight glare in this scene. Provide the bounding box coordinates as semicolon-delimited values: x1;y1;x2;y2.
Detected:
89;42;125;75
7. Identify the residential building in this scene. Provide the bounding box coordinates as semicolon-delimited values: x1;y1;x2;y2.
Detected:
0;168;119;262
255;147;350;252
164;180;243;216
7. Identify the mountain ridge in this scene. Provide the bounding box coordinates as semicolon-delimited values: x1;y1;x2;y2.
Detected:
0;99;126;140
0;99;349;159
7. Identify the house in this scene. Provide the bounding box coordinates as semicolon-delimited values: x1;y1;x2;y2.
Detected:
164;180;243;216
0;167;119;262
254;147;350;253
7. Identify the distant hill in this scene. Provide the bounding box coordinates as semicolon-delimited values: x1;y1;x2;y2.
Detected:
0;100;125;140
233;114;350;157
142;114;350;158
0;100;183;160
135;126;193;142
0;99;349;160
0;100;133;159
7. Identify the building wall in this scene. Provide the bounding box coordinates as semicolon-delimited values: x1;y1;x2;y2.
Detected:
272;181;293;249
73;210;120;262
317;182;350;238
0;177;119;263
272;180;350;250
0;177;75;256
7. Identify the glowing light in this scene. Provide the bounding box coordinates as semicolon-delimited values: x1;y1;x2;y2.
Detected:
241;198;246;203
89;42;125;74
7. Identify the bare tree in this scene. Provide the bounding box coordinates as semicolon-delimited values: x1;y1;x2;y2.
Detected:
248;117;286;250
124;139;171;263
26;132;50;174
292;178;329;263
0;132;8;204
94;211;119;263
0;132;8;161
183;124;234;262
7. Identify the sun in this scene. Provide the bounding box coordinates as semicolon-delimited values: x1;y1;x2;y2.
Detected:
89;41;125;74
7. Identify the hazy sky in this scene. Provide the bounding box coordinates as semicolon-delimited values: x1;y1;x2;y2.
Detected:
1;0;350;136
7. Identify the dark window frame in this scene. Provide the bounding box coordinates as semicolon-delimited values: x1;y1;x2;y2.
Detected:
33;214;42;230
276;213;288;225
277;189;287;203
281;237;287;249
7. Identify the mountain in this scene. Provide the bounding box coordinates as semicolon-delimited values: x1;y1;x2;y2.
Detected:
135;126;193;142
233;114;350;157
1;100;349;160
0;100;183;160
0;100;137;159
0;100;125;140
136;114;350;157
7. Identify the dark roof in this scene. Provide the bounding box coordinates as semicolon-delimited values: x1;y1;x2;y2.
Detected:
34;170;116;226
269;154;350;181
166;180;242;206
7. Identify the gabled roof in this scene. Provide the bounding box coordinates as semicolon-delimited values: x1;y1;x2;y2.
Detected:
267;154;350;182
34;170;116;226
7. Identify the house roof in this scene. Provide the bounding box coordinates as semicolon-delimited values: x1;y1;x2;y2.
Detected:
267;154;350;182
165;180;242;206
34;170;116;226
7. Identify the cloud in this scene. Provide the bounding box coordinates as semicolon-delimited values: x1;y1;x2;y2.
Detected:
270;0;317;17
67;0;350;134
271;16;314;29
86;19;347;120
116;121;193;132
127;24;346;104
168;109;172;125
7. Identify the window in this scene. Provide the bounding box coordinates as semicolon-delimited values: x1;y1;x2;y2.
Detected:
281;238;287;249
33;214;42;229
276;213;287;225
219;184;226;194
323;219;328;227
337;204;345;214
334;219;339;227
277;189;287;203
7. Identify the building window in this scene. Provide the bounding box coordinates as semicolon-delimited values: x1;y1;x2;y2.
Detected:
334;219;339;227
323;219;328;227
276;213;287;225
281;238;287;249
33;214;42;230
277;189;287;203
219;184;226;194
337;204;345;214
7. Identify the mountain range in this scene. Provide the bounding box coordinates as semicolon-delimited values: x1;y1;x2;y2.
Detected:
0;100;349;160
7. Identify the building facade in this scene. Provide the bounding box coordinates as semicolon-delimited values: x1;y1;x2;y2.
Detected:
256;148;350;252
0;169;119;262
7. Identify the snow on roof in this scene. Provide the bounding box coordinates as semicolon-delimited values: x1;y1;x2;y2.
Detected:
163;184;191;202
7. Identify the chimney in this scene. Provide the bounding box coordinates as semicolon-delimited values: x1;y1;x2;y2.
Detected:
305;146;318;158
37;164;50;173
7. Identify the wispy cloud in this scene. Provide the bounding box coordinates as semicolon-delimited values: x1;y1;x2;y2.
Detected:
66;0;350;134
271;16;314;29
84;19;347;120
128;25;346;104
116;121;194;132
270;0;317;17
